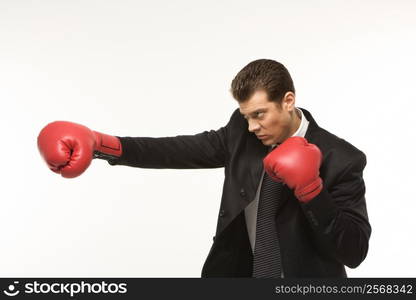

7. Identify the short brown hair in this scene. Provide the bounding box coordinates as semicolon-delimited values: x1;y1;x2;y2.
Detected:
230;59;295;104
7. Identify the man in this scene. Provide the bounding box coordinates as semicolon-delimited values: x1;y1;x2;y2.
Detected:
37;59;371;278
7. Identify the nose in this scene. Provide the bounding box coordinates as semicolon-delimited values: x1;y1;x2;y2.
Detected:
248;119;260;133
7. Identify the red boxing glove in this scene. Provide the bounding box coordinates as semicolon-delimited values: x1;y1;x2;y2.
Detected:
263;136;323;203
37;121;122;178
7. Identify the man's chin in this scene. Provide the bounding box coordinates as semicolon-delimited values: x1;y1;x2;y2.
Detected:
260;137;280;146
256;134;278;145
260;139;273;146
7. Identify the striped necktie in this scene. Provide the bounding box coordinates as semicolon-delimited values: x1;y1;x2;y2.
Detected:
252;153;283;278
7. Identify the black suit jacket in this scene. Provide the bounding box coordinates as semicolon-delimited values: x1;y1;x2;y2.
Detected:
110;108;371;278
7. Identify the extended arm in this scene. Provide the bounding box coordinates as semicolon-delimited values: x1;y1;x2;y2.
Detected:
38;113;235;177
109;128;228;169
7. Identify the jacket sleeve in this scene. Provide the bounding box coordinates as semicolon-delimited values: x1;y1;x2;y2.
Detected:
106;111;240;169
300;152;371;268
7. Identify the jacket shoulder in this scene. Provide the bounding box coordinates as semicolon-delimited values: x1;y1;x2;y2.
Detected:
313;126;365;157
308;126;367;184
302;108;365;167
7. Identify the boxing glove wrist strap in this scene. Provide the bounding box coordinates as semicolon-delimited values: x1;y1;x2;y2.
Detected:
295;177;323;203
92;131;122;161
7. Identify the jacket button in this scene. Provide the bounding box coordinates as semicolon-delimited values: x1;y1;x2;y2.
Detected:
219;209;226;217
239;188;246;197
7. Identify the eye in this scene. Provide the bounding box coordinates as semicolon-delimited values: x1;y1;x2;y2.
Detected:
255;111;264;118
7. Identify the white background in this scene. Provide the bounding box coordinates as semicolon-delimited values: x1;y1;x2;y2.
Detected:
0;0;415;277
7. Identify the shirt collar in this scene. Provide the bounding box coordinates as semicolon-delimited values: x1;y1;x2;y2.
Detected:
291;107;309;138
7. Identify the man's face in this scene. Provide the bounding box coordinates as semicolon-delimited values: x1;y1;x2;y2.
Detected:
238;90;298;146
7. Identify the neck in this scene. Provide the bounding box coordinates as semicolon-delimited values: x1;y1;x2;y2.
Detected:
288;108;301;136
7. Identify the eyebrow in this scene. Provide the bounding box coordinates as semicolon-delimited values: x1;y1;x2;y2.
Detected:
240;108;267;118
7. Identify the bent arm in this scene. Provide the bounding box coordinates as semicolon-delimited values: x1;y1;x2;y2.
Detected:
300;153;371;268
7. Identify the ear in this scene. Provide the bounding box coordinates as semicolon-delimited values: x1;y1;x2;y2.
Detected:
281;92;296;112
